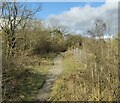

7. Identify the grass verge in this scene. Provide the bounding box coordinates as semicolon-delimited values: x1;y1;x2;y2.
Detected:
49;50;118;101
2;53;56;101
49;51;87;101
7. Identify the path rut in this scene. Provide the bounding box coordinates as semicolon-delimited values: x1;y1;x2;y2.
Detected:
36;53;64;101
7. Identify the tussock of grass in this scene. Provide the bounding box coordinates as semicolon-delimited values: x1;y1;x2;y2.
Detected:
49;51;118;101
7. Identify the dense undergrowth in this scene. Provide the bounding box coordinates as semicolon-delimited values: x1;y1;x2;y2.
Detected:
2;52;56;101
49;39;119;101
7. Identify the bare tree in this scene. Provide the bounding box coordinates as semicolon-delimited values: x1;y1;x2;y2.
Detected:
87;18;107;100
1;1;42;59
95;19;106;39
48;17;68;35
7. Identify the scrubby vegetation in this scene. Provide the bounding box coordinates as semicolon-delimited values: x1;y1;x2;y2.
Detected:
1;1;119;102
1;2;82;101
50;36;118;101
49;20;119;101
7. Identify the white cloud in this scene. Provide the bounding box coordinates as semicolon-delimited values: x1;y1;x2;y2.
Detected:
45;1;118;35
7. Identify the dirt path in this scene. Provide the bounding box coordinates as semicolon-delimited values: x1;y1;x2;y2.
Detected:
36;53;64;101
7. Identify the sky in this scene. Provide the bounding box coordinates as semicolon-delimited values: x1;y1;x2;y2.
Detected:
34;0;118;36
0;0;119;36
38;2;105;19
